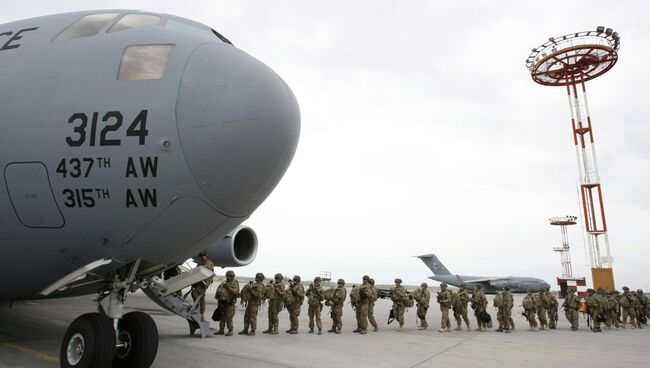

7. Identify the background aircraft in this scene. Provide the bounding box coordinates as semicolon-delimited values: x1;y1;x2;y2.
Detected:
418;254;551;294
0;10;299;368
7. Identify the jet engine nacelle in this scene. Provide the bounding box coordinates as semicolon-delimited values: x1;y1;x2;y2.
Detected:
206;226;258;267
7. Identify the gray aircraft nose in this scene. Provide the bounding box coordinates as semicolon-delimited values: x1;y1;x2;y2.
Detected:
176;44;300;217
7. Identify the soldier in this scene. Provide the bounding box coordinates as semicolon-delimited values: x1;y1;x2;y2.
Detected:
522;289;538;331
471;284;488;331
238;272;265;336
306;276;324;335
285;275;305;334
436;283;452;332
585;288;604;332
620;286;638;328
214;270;239;336
494;287;511;333
368;278;379;332
412;282;430;330
546;288;559;329
263;273;285;335
353;275;373;334
503;285;515;332
636;289;648;326
562;288;580;331
327;279;347;334
536;289;549;331
391;278;408;331
605;290;620;329
451;288;462;330
191;252;214;322
457;283;471;331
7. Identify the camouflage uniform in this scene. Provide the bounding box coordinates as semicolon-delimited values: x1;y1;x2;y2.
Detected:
585;288;604;332
546;289;559;329
471;285;488;331
191;254;214;321
494;289;511;332
328;279;347;334
562;289;580;331
457;284;471;331
503;286;515;331
437;283;452;332
368;278;379;331
285;275;305;334
620;286;638;328
214;270;239;336
391;278;408;330
635;290;648;327
354;276;373;334
522;290;538;331
263;273;285;335
605;291;620;329
413;282;430;330
536;290;549;330
238;273;266;336
306;277;324;334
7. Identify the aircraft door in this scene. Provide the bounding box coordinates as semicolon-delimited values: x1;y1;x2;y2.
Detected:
4;162;64;228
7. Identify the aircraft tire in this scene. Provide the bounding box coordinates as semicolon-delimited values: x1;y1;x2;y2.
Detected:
60;313;116;368
113;311;159;368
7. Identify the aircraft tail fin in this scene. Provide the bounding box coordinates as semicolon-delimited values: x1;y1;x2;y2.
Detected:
417;254;452;276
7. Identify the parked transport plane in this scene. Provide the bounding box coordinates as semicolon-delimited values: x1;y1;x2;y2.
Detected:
0;10;300;368
418;254;550;294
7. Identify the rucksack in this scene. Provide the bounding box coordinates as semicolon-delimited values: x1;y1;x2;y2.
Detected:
240;283;252;302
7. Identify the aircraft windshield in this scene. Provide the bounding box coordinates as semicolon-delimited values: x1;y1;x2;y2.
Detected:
108;14;161;33
53;13;119;42
117;44;175;80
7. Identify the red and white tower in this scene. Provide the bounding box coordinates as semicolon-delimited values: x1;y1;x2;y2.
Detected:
526;27;620;291
549;216;577;277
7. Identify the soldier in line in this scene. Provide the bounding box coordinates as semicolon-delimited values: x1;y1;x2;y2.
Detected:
605;290;620;329
353;275;373;334
636;289;647;327
451;288;462;330
263;274;285;335
285;275;305;334
471;284;488;331
412;282;430;330
391;278;408;331
437;283;452;332
306;276;324;335
503;285;515;331
494;287;511;333
620;286;638;328
214;270;239;336
238;272;266;336
368;278;379;332
585;288;604;332
522;289;538;331
536;289;549;331
327;279;347;334
457;283;471;331
562;288;580;331
191;252;214;322
546;288;558;329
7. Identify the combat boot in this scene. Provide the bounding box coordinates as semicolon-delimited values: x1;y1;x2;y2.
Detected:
454;323;462;331
335;327;342;334
225;330;233;336
270;330;279;335
318;329;322;335
327;328;336;333
288;330;298;334
445;327;452;332
248;331;256;336
309;328;314;333
352;328;361;333
238;329;248;335
373;326;378;332
438;328;446;333
360;330;367;335
213;330;224;335
262;328;272;334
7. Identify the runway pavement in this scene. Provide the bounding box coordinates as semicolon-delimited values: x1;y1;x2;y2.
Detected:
1;288;648;368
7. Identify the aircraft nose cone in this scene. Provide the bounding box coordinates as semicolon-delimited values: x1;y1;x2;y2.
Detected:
177;44;300;217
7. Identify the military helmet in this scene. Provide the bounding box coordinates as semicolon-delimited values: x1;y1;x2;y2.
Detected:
637;289;643;294
314;277;322;283
587;288;595;294
459;282;466;287
475;284;482;289
274;273;283;280
421;282;428;288
527;288;532;293
337;278;345;285
362;275;370;281
225;270;235;277
293;275;301;282
394;278;402;284
255;272;265;280
568;288;576;293
440;282;447;288
503;285;510;291
622;286;629;291
369;278;375;285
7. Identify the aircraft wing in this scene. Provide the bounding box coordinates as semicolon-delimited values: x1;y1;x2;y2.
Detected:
462;276;512;284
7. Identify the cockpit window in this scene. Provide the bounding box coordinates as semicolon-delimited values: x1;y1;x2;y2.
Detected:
108;14;161;33
117;44;175;80
54;13;119;42
164;17;233;45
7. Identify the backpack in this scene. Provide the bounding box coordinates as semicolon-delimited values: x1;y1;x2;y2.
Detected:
405;293;414;308
523;296;533;310
451;291;460;308
350;287;360;306
265;284;275;300
240;283;252;302
493;293;503;308
215;283;228;301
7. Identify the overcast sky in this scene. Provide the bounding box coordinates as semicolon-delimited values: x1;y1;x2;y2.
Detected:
3;1;649;289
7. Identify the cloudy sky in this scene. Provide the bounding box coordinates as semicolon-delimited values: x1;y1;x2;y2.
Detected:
3;1;649;289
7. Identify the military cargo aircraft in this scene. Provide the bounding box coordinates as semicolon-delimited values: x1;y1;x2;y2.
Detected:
418;254;550;294
0;10;299;368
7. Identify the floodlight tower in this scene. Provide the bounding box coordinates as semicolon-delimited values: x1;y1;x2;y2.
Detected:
526;27;620;291
549;216;578;277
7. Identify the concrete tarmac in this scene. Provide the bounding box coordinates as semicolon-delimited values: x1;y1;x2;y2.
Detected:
1;289;649;368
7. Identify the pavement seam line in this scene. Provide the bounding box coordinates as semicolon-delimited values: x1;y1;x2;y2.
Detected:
409;336;477;368
1;342;60;365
